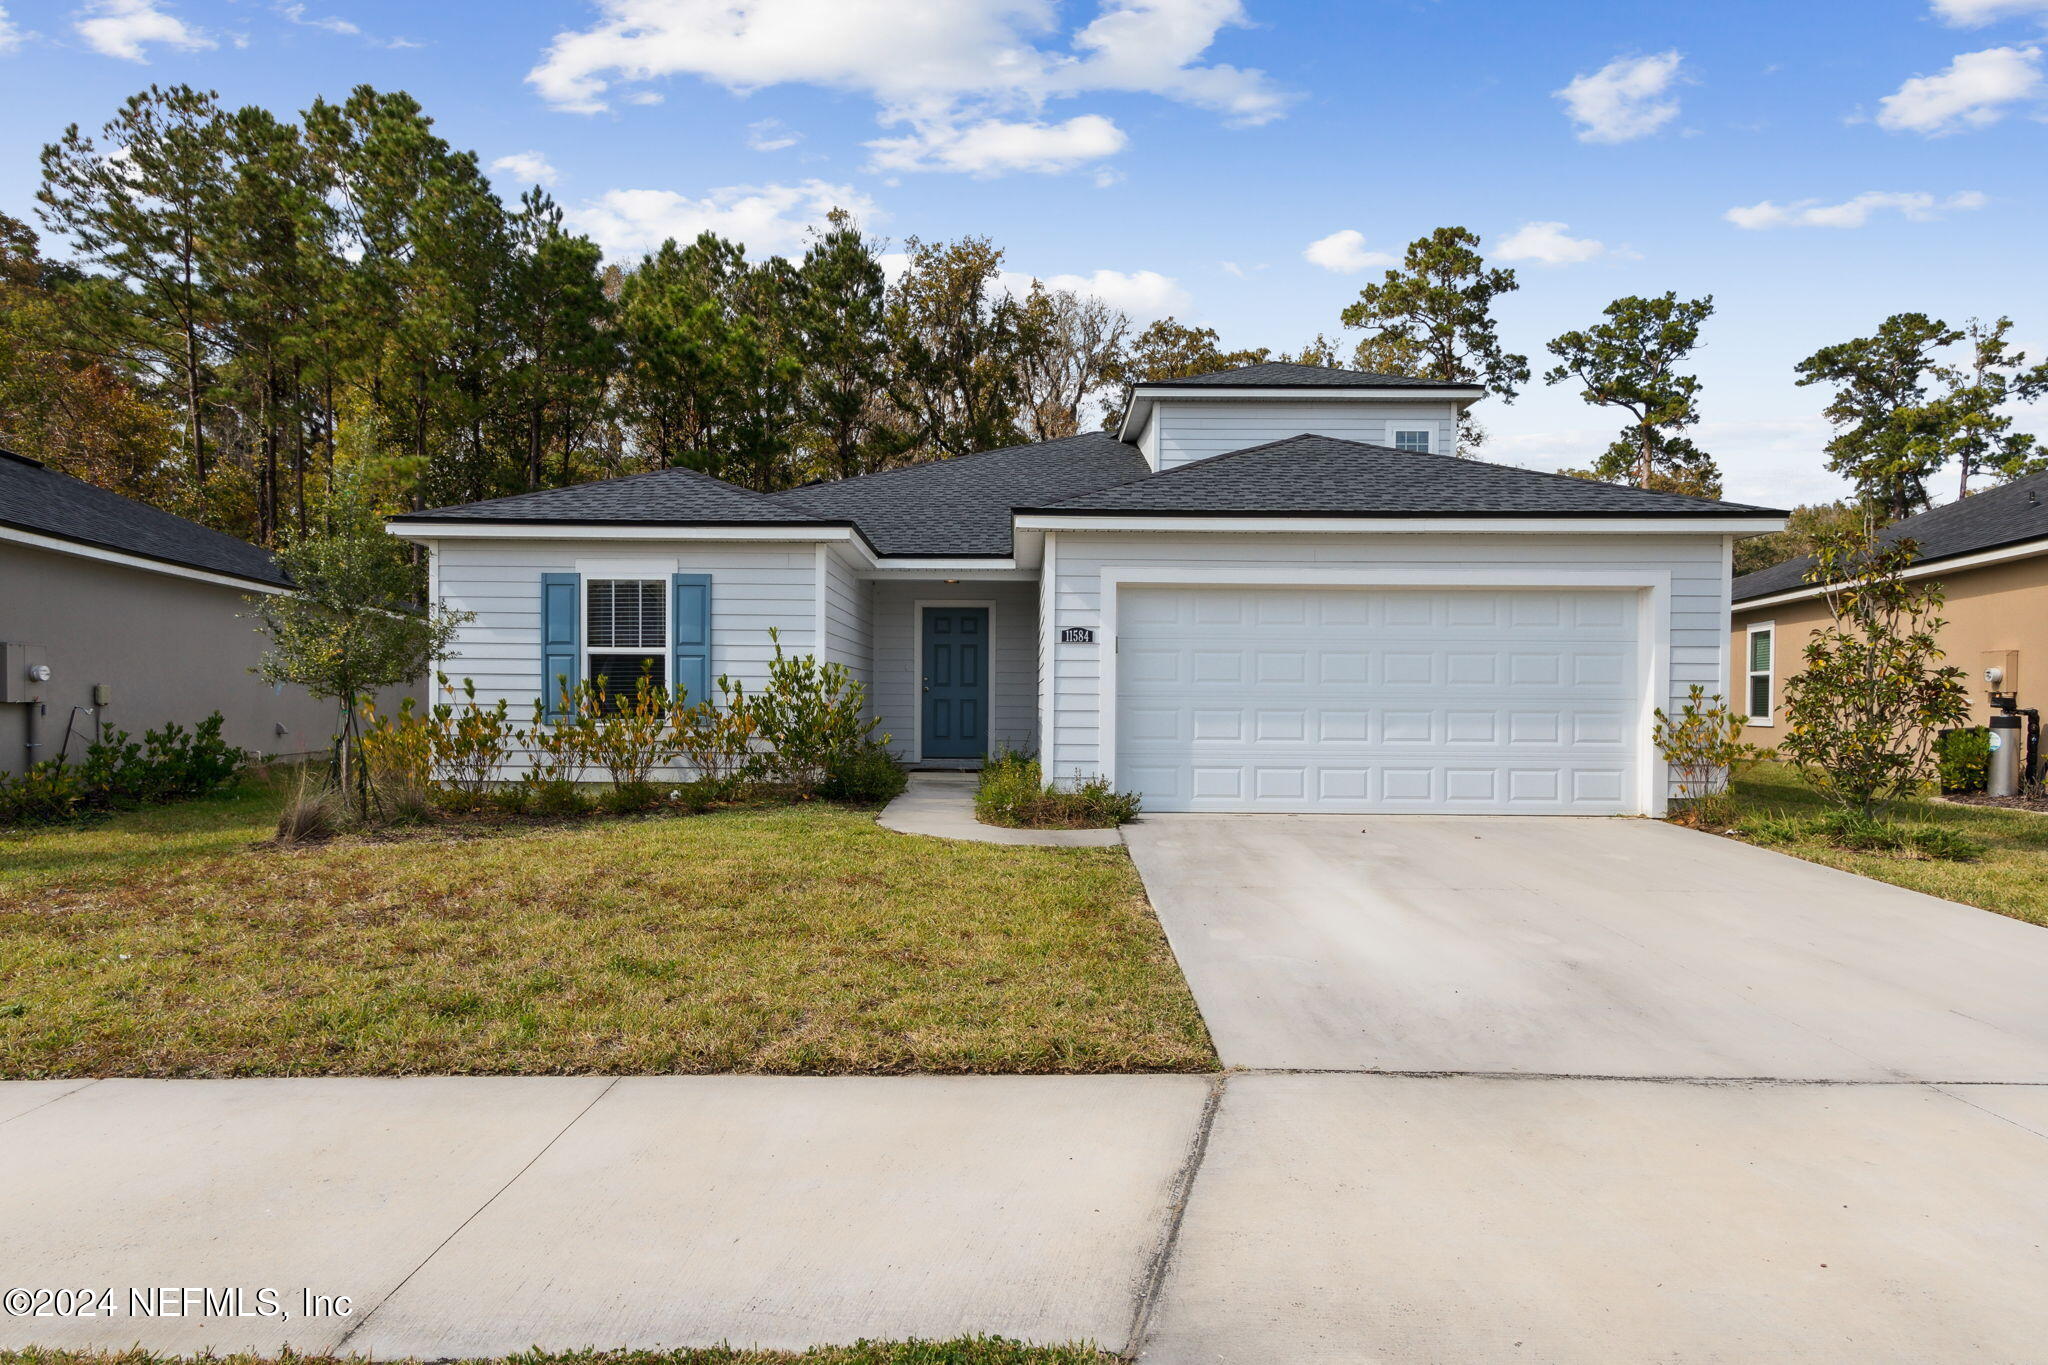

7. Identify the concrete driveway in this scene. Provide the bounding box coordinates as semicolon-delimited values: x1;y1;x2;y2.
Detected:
1121;813;2048;1362
1122;813;2048;1080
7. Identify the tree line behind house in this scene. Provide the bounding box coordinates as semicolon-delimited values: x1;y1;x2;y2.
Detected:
1;83;2044;567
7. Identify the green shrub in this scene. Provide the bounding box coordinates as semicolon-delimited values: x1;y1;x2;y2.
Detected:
0;711;245;829
601;779;663;814
735;629;885;789
975;748;1140;829
819;743;908;804
0;761;87;827
1936;727;1991;794
524;775;591;817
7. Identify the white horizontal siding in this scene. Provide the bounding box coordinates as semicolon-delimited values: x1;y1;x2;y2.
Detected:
433;539;819;719
1153;398;1459;471
821;547;873;691
870;579;1039;762
1045;531;1732;803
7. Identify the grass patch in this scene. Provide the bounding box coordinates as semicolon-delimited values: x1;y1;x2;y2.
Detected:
0;778;1213;1079
1722;761;2048;927
975;751;1140;830
0;1345;1116;1365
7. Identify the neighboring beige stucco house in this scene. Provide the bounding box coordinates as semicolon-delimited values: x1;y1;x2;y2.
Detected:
1729;472;2048;747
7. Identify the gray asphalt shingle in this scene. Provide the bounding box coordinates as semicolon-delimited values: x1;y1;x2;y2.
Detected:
1733;470;2048;602
1137;362;1478;390
1;448;289;587
1029;434;1783;518
771;431;1150;556
392;464;822;527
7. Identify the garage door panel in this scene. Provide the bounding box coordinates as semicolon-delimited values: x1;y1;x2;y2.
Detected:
1116;586;1642;815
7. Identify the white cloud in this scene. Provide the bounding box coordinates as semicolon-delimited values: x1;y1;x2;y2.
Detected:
276;2;357;35
1496;220;1609;266
1930;0;2048;25
528;0;1289;176
1876;45;2042;133
1555;51;1683;143
490;151;560;187
566;178;880;260
1038;268;1189;320
1302;229;1395;274
1724;189;1988;228
74;0;214;61
745;118;801;151
867;113;1127;175
0;6;24;52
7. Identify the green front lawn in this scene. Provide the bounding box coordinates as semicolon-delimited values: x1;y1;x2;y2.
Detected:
0;781;1213;1078
1726;762;2048;927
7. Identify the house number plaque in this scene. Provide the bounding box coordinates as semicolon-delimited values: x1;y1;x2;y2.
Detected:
1061;627;1096;644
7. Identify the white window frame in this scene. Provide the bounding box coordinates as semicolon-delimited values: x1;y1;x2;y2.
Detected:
1745;621;1776;727
585;576;669;698
1389;426;1434;455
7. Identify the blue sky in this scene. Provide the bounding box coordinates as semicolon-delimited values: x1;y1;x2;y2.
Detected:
3;0;2046;505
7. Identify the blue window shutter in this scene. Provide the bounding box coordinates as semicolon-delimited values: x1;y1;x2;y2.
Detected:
540;572;581;720
672;573;712;706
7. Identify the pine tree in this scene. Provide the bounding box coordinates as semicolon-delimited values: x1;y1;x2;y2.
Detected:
1544;292;1721;498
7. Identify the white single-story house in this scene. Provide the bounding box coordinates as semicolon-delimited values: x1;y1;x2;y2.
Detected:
386;362;1786;816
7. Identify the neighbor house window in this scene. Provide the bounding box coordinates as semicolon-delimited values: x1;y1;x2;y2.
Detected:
586;578;666;705
1746;623;1775;726
1391;428;1432;454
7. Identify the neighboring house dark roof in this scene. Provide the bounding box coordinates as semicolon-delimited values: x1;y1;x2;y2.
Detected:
392;464;828;528
1136;362;1480;390
1027;434;1784;519
0;447;289;588
771;431;1150;556
1732;470;2048;603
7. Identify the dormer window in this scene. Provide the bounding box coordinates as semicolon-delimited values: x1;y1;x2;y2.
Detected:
1391;428;1433;454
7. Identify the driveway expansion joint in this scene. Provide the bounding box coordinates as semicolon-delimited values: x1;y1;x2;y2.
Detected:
1122;1073;1226;1358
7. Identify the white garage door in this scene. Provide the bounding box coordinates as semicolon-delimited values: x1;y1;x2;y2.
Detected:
1115;586;1642;814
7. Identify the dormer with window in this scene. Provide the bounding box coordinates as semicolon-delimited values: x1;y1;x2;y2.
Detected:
1116;362;1485;472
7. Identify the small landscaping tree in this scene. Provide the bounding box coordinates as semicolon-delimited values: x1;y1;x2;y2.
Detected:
1778;524;1971;818
251;484;470;818
1652;685;1763;825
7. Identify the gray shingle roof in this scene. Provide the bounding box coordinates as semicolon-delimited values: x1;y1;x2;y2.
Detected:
1733;471;2048;602
771;432;1150;556
0;448;289;587
394;464;823;528
1137;362;1479;390
1029;434;1783;518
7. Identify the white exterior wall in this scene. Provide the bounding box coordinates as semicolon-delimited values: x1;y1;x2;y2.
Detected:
431;538;820;720
1151;398;1459;471
820;545;873;690
1042;530;1734;804
870;578;1040;761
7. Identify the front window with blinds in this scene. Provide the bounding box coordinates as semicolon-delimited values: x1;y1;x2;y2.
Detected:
1391;428;1432;454
586;579;666;705
1746;624;1774;726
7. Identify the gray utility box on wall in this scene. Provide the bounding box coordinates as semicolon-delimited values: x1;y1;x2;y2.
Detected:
2;642;50;704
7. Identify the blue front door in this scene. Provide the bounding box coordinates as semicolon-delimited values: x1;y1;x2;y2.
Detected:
922;607;989;760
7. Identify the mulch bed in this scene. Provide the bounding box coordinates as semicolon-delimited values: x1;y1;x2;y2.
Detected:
1942;791;2048;813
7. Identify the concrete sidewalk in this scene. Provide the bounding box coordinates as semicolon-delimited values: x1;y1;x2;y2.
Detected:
0;1075;1209;1357
7;1071;2048;1361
